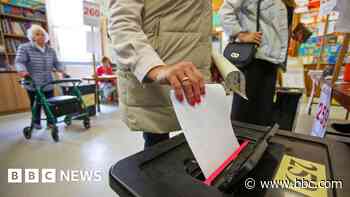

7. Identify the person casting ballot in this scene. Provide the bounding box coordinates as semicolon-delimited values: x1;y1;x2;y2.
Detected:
109;0;212;149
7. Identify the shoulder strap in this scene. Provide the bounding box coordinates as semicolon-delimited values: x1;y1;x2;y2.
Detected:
256;0;263;32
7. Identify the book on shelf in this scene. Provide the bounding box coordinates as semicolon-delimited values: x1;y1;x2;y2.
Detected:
1;19;12;34
5;39;22;54
0;44;5;53
1;18;36;36
292;23;313;43
11;21;25;36
0;55;8;69
1;4;46;21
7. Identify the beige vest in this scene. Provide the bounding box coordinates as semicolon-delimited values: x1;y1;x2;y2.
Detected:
118;0;212;133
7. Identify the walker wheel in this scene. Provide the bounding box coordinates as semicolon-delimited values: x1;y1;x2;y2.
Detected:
83;118;90;129
64;117;72;126
23;127;32;140
51;126;59;142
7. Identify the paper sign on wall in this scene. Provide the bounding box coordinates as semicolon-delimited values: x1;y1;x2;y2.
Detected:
334;0;350;33
319;0;337;17
311;84;332;138
83;1;101;27
86;31;101;55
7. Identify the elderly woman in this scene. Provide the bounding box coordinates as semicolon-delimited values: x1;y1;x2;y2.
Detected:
220;0;295;126
15;24;67;129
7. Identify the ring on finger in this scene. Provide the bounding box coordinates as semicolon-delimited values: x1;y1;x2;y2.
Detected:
181;76;190;82
181;77;191;86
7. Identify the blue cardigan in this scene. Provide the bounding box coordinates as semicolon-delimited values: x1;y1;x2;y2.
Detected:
15;42;63;91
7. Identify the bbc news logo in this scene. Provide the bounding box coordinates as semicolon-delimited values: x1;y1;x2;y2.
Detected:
8;168;102;183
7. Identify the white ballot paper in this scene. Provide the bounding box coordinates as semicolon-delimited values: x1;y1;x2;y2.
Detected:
170;84;240;178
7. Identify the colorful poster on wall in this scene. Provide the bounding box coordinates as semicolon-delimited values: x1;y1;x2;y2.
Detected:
1;0;44;9
212;0;223;12
212;0;224;28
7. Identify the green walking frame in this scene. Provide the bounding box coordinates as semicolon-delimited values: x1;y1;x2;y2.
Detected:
21;76;91;142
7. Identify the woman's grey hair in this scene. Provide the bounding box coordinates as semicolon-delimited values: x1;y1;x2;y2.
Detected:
27;24;49;43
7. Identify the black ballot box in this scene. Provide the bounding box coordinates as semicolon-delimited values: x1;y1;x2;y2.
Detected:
61;83;96;116
326;130;350;145
273;88;303;131
109;122;350;197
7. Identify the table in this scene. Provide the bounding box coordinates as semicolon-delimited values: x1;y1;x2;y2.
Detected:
332;81;350;114
83;75;118;112
307;70;350;119
83;75;117;82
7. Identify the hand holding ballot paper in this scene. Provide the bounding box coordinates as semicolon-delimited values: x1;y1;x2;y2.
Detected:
170;84;240;179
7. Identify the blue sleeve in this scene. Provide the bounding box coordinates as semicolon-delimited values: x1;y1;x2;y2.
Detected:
15;45;29;72
52;49;64;72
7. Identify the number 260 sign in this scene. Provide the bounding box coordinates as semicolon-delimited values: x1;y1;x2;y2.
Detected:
83;1;101;27
311;84;332;138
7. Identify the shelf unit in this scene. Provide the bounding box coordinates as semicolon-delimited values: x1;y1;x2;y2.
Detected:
0;13;46;23
290;3;350;97
295;1;350;119
0;1;46;115
1;1;45;11
0;1;47;68
4;33;27;39
0;8;7;68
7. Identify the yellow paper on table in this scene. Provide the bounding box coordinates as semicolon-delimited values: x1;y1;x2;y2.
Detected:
274;155;327;197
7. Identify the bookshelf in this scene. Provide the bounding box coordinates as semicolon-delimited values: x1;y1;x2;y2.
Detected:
0;1;45;115
290;2;350;97
1;13;46;23
0;1;47;68
4;33;27;39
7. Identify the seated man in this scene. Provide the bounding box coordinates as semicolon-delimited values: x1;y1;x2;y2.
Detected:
96;57;116;102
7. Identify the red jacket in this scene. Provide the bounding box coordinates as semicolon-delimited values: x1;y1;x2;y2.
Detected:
97;65;113;76
96;65;116;85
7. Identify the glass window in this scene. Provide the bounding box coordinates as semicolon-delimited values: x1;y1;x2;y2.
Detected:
47;0;99;62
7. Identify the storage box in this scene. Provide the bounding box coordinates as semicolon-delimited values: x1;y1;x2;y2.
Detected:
48;95;82;117
61;83;96;116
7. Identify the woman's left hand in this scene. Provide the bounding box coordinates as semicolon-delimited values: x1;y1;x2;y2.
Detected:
238;32;263;45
